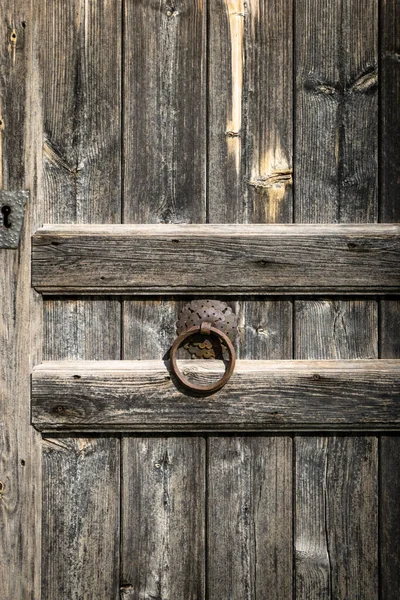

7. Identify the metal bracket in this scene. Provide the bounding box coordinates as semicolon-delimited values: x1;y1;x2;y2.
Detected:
176;299;238;359
0;190;29;248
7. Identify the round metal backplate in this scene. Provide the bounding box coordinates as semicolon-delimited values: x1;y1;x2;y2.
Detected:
176;299;238;359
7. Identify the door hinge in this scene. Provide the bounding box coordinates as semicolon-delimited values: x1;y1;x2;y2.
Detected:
0;190;29;248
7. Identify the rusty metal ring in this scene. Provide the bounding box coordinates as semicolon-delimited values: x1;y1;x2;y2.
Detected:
169;323;236;393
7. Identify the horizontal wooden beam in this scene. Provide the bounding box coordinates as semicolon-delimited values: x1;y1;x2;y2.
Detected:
31;224;400;294
32;360;400;431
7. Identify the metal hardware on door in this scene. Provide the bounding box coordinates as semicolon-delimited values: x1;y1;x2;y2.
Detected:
0;190;29;248
169;300;237;393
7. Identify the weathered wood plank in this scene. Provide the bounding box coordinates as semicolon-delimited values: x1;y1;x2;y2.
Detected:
120;437;205;599
237;298;293;359
295;436;378;600
296;0;378;223
208;0;293;223
41;436;120;600
38;1;122;598
31;224;400;294
380;435;400;600
123;0;206;224
0;2;43;597
294;299;379;600
208;6;294;594
121;5;207;595
44;298;121;360
380;1;400;592
31;359;400;431
208;436;292;599
295;299;378;360
294;0;379;597
381;0;400;222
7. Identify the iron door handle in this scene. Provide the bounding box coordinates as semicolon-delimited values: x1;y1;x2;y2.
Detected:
169;300;238;393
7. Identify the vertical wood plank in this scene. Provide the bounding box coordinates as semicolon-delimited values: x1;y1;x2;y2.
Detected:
0;2;42;597
208;3;293;596
295;300;378;600
208;0;293;223
123;0;206;224
380;434;400;600
121;437;205;599
123;298;186;361
122;0;207;403
294;2;379;597
40;0;122;362
380;0;400;223
295;436;378;600
208;437;292;600
295;299;378;360
121;3;207;592
379;2;400;593
42;437;120;600
44;298;121;360
238;297;293;360
296;0;378;224
38;1;122;597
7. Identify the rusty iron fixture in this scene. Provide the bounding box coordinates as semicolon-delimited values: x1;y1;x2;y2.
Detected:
176;299;238;358
170;300;237;393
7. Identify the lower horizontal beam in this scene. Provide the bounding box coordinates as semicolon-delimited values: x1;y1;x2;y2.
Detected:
31;224;400;294
32;360;400;431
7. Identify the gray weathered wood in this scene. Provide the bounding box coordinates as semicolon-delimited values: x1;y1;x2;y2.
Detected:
121;5;207;596
295;436;378;600
31;223;400;294
208;436;292;599
208;0;293;223
380;435;400;600
123;0;206;224
295;299;378;360
37;1;122;598
296;0;378;224
0;3;43;597
294;0;379;597
41;436;120;600
381;0;400;223
31;359;400;431
121;437;205;599
379;0;400;577
208;6;294;593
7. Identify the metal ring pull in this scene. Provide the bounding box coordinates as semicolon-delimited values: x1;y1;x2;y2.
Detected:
169;323;236;393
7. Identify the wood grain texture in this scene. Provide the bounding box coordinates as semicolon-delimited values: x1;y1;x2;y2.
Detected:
294;1;379;597
41;436;120;600
208;436;292;599
296;0;378;224
295;298;379;599
31;224;400;294
121;5;207;595
380;1;400;592
295;436;378;600
37;1;122;598
380;435;400;600
208;0;293;223
381;0;400;222
208;9;294;595
0;2;43;597
121;437;205;600
123;0;206;224
31;359;400;431
237;298;293;360
295;299;378;360
379;0;400;581
44;298;121;360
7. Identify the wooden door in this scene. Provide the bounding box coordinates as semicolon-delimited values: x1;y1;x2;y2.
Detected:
1;1;400;599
